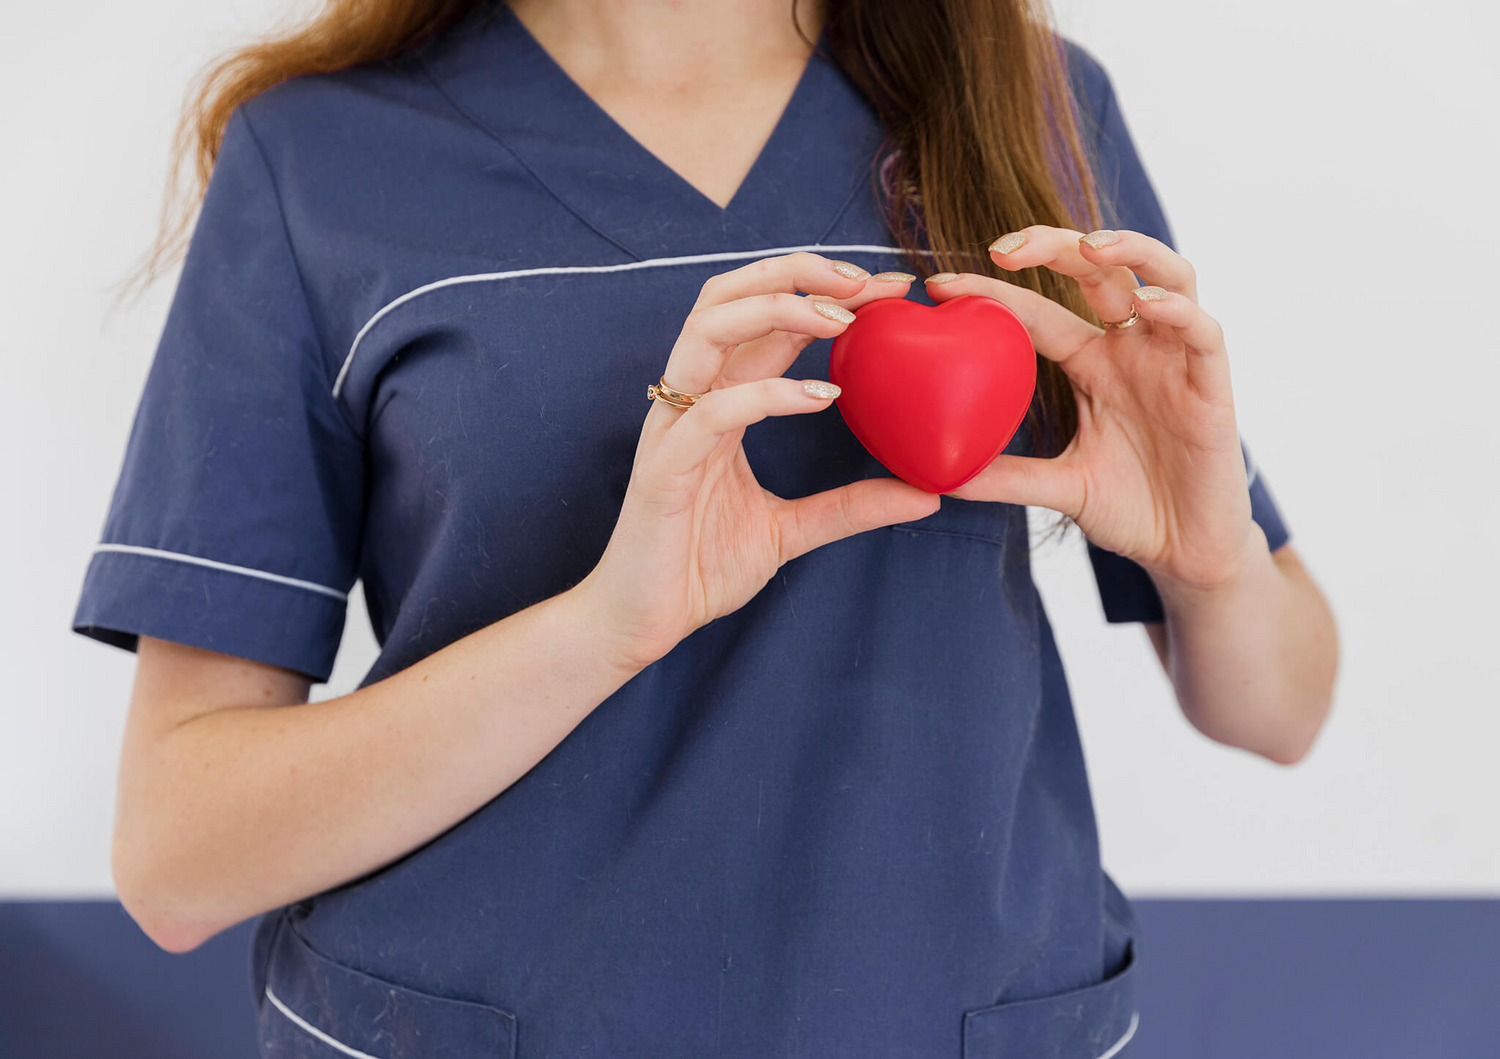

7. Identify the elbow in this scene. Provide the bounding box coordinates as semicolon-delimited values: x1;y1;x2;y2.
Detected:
143;920;209;956
143;913;211;955
1264;731;1316;767
1194;679;1336;767
111;830;214;955
1262;678;1338;767
1187;685;1334;767
1269;564;1341;767
1273;623;1341;766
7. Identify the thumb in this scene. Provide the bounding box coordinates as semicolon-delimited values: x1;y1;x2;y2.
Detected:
945;454;1086;519
774;475;941;563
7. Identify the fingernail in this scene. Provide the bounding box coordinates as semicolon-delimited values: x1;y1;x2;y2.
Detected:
989;232;1027;254
802;379;841;399
1081;229;1120;249
925;272;961;284
810;299;857;323
870;271;917;283
1132;285;1169;301
829;259;870;280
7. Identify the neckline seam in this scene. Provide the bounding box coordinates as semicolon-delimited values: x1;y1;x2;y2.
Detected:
496;1;832;223
414;52;646;261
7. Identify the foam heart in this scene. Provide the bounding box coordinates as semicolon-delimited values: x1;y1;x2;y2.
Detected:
828;294;1037;494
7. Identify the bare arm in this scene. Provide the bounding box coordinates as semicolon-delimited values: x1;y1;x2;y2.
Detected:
1144;537;1338;765
112;576;644;954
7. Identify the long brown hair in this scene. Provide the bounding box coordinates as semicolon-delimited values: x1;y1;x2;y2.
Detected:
117;0;1106;457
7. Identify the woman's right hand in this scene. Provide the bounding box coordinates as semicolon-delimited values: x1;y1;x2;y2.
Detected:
576;252;943;672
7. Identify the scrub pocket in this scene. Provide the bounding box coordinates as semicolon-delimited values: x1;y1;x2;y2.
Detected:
889;493;1021;548
257;908;518;1058
884;412;1036;548
961;938;1140;1058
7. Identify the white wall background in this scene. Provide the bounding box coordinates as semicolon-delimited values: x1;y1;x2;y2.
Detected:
3;0;1496;898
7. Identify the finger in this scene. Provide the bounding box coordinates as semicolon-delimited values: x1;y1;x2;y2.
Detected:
808;268;919;311
657;292;858;401
943;453;1086;519
692;251;870;311
1129;286;1232;402
1075;228;1198;302
773;475;942;564
922;271;1099;362
988;224;1138;325
653;376;843;478
722;270;918;383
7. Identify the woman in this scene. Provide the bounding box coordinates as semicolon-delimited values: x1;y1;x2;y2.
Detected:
73;0;1338;1054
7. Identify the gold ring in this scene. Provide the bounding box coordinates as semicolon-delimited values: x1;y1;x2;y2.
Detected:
646;374;708;408
1101;306;1140;330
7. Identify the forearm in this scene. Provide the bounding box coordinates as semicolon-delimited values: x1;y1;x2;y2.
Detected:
115;576;645;952
1149;524;1339;764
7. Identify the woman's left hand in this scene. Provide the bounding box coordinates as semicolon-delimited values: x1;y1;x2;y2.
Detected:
924;224;1257;591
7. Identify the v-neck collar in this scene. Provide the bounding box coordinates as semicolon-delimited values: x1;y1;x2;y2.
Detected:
420;1;887;259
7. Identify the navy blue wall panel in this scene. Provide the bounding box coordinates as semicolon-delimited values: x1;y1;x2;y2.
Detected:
2;899;1497;1057
0;901;258;1059
1131;899;1500;1057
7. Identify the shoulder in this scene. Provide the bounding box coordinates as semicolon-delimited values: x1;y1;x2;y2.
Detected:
1054;35;1175;245
215;49;495;359
232;53;460;180
1056;35;1118;137
233;1;502;167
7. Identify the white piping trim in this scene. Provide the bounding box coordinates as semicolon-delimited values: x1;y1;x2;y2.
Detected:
1096;1011;1140;1059
1243;441;1260;491
266;984;381;1059
92;543;348;602
332;243;938;399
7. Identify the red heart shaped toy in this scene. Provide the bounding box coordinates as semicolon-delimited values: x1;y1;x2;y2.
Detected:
827;294;1037;494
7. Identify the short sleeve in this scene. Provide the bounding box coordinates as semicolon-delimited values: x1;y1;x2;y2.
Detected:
1063;41;1293;623
70;106;364;682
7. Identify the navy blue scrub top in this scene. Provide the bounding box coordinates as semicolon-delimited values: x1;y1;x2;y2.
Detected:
72;3;1291;1055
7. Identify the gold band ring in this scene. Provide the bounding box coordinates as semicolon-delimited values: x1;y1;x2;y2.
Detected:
646;374;708;409
1101;306;1140;330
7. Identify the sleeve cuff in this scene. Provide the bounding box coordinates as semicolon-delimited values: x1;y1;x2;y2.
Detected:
1087;505;1298;626
1087;439;1294;623
1087;542;1167;624
70;546;349;683
1248;455;1291;553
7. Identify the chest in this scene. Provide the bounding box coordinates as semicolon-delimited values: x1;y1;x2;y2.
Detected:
342;254;1033;647
354;264;879;600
